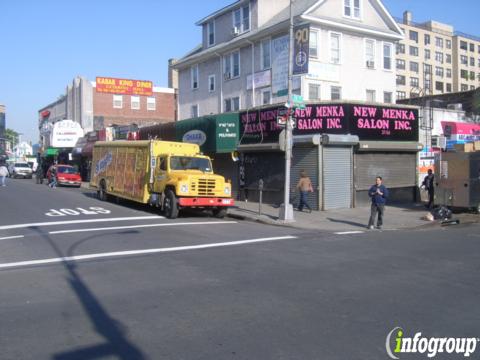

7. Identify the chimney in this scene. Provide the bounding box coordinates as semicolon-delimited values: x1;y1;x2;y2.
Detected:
168;58;179;90
403;11;412;25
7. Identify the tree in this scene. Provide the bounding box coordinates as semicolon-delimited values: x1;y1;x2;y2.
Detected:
4;128;19;147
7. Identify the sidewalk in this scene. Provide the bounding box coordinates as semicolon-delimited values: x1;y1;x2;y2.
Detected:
227;200;475;232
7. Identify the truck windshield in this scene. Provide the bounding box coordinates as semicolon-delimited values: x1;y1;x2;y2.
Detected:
170;156;212;172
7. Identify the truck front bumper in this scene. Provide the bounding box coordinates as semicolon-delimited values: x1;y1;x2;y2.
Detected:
178;197;234;207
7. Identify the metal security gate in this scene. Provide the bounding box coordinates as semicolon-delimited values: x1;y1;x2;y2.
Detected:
291;146;319;210
323;146;353;210
354;152;416;190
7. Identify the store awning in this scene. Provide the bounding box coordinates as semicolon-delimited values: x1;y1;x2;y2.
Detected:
44;148;59;156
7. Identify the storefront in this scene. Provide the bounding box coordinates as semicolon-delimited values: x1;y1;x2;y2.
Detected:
239;102;421;210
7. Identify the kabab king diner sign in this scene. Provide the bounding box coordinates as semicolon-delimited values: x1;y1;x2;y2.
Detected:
240;103;419;144
96;76;153;96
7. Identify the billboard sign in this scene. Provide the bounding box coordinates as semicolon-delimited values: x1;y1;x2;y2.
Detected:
51;120;84;148
96;77;153;96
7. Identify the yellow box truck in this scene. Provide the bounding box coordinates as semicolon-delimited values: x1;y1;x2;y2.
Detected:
90;140;234;218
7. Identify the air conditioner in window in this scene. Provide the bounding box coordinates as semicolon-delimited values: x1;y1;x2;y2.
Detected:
366;60;375;69
224;72;231;80
232;27;240;36
431;135;446;150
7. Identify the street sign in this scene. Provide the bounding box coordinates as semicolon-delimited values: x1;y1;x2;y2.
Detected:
276;108;289;127
292;94;306;109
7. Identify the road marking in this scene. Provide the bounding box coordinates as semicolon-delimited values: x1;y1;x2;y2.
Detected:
0;235;297;270
0;235;25;241
0;216;165;230
49;221;238;234
334;231;364;235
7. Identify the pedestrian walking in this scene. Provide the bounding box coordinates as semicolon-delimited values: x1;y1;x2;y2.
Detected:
49;166;57;188
0;163;8;187
296;170;313;213
367;176;389;229
36;161;44;184
421;169;435;209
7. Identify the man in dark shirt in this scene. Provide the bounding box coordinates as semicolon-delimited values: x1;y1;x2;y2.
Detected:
367;176;389;230
421;169;435;209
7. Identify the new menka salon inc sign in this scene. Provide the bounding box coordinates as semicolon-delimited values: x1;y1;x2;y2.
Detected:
239;103;419;144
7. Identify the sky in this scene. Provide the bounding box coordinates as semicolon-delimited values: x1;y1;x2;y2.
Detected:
1;0;479;144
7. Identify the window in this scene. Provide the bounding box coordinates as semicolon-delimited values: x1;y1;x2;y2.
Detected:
409;46;418;56
435;37;444;48
383;43;392;70
224;51;240;79
461;69;468;79
446;54;451;64
470;71;476;80
113;95;123;109
461;84;468;91
396;75;406;85
261;39;271;69
410;77;419;87
410;91;420;98
460;55;468;65
233;4;250;33
330;32;341;64
424;34;430;45
470;57;475;66
365;39;375;68
224;97;240;112
470;43;475;52
396;43;405;54
409;30;418;43
344;0;360;18
460;41;468;51
130;96;140;110
478;58;480;67
262;90;271;105
366;89;376;102
446;83;452;92
478;45;480;53
191;65;199;89
435;67;444;78
383;92;392;104
208;75;215;92
308;83;320;100
396;91;406;100
207;21;215;46
446;68;452;78
446;40;452;49
331;86;342;100
191;105;199;118
435;81;444;92
410;61;419;73
396;59;405;70
424;63;432;75
425;49;431;60
435;52;444;64
309;30;319;58
471;85;476;90
424;77;432;92
147;97;156;111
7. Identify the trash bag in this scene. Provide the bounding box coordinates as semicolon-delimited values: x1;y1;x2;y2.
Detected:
432;206;452;220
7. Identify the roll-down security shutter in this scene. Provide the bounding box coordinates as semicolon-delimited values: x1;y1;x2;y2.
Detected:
354;152;416;190
291;146;319;210
323;146;353;210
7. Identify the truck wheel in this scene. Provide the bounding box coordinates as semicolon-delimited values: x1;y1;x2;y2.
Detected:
212;208;227;219
98;180;108;201
164;189;179;219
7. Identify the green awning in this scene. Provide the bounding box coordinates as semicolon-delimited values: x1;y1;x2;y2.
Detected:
44;148;59;156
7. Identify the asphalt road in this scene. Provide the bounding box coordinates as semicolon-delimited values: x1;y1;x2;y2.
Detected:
1;178;479;360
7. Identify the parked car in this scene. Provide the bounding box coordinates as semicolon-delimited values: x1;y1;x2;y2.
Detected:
47;165;82;187
9;162;33;179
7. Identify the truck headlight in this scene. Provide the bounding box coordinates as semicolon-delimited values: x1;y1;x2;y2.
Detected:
224;186;231;195
180;184;189;193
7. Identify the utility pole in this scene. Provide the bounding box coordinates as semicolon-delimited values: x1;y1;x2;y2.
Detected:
278;0;295;222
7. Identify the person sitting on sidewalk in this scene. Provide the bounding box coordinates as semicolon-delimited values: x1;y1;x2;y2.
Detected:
367;176;389;230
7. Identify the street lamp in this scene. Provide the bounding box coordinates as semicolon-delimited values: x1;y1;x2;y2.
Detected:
278;0;295;222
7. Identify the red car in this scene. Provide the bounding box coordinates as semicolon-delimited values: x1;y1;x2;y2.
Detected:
47;165;82;187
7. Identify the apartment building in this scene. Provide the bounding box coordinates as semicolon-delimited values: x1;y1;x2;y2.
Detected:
174;0;404;119
395;11;480;100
